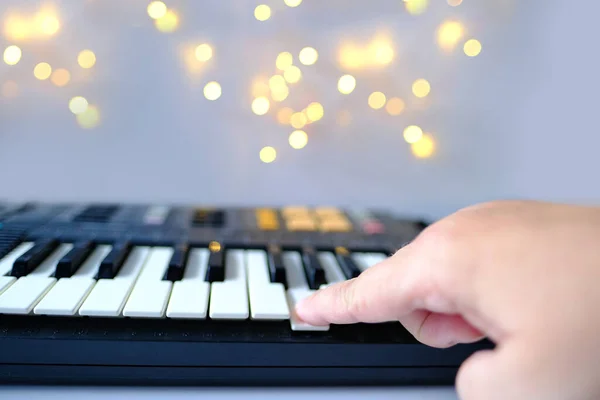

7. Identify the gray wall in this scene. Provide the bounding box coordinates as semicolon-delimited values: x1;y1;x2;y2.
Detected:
0;0;598;221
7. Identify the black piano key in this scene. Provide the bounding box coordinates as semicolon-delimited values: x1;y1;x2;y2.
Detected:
267;244;288;288
11;238;60;277
96;242;131;279
334;247;362;279
55;241;94;278
205;241;225;282
301;246;327;289
164;244;189;281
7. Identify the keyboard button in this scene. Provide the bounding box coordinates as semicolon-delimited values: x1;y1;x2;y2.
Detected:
209;249;248;319
352;252;387;272
28;243;74;277
96;242;131;279
0;276;16;295
301;247;327;289
287;288;329;331
205;241;225;282
55;241;94;278
334;247;361;279
0;242;34;276
256;208;279;231
166;248;210;319
79;247;150;316
33;278;95;315
11;238;60;277
164;244;189;281
266;244;287;287
282;251;310;289
317;252;346;283
0;277;56;314
247;250;289;320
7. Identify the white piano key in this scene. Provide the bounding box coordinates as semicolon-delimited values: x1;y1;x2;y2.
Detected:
123;280;172;317
351;252;386;272
72;245;113;278
33;278;95;315
282;251;309;289
166;280;210;319
246;250;289;320
166;249;210;319
209;250;248;319
317;252;346;283
0;242;34;276
28;243;74;277
122;247;174;317
0;277;56;314
287;288;329;331
0;276;16;295
78;247;150;316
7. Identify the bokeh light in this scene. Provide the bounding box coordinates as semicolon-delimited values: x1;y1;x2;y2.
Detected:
277;107;294;125
33;62;52;80
306;102;324;122
447;0;463;6
411;134;435;158
252;96;270;115
51;68;70;87
412;79;431;98
195;44;213;62
403;125;423;143
338;75;356;94
204;81;222;100
147;1;167;19
155;9;179;33
437;20;465;52
289;130;308;149
69;96;89;115
284;0;303;7
299;47;318;65
404;0;429;16
78;50;96;69
464;39;482;57
368;91;386;109
76;105;100;129
3;45;21;65
385;97;405;116
254;5;271;21
276;52;293;70
260;146;277;163
283;65;302;83
290;112;307;129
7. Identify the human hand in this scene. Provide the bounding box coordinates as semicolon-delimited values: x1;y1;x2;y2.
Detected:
295;200;600;400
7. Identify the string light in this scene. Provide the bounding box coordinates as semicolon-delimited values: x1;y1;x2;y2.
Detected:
306;102;324;122
412;79;431;98
290;112;307;129
33;62;52;80
276;52;293;70
204;81;222;100
404;0;429;15
437;20;465;52
368;92;386;109
78;50;96;69
411;134;435;158
464;39;482;57
147;1;167;19
283;65;302;83
271;85;289;102
76;105;100;129
3;45;21;66
195;44;213;62
155;9;179;32
338;75;356;94
254;5;271;21
69;96;89;114
284;0;303;7
386;97;405;115
299;47;318;65
51;68;70;87
289;130;308;149
260;146;277;163
403;125;423;143
252;96;270;115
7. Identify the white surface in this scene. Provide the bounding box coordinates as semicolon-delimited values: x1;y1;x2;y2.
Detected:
0;387;459;400
247;249;290;320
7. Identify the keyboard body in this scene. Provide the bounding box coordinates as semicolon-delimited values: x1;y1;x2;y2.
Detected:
0;202;492;386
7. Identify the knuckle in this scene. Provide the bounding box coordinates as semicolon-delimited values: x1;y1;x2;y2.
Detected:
340;279;366;320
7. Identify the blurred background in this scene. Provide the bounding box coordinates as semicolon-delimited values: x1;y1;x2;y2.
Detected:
0;0;597;221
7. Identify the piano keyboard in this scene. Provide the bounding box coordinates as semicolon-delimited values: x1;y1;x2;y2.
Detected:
0;202;491;386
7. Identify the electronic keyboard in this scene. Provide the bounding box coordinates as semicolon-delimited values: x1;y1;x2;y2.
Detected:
0;201;492;386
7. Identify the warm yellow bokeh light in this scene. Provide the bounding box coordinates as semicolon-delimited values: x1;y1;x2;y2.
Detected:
283;65;302;84
368;92;386;109
147;1;167;19
260;146;277;163
195;44;213;62
464;39;482;57
155;9;179;33
252;96;270;115
76;105;100;129
411;134;435;158
276;52;293;70
338;74;356;94
39;14;59;35
3;45;21;66
204;81;222;100
277;107;294;125
78;50;96;69
299;47;318;65
4;5;61;41
1;81;19;98
69;96;89;115
289;130;308;149
252;79;270;98
412;79;431;98
269;74;286;90
51;68;70;87
290;112;307;129
404;0;429;15
255;5;271;21
33;62;52;80
403;125;423;144
437;20;465;52
306;102;324;122
447;0;463;6
386;97;405;116
284;0;303;7
271;85;289;102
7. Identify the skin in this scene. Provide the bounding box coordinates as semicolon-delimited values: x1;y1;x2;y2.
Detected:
295;200;600;400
